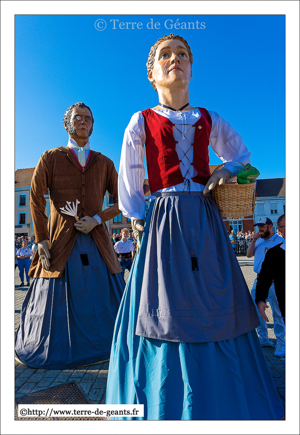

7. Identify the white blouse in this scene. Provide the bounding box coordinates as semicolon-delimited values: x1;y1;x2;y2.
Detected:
118;108;251;220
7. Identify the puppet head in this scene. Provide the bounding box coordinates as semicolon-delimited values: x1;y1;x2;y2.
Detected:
146;33;193;91
63;102;94;136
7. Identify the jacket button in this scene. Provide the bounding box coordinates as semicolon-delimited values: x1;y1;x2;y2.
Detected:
82;195;85;197
82;184;85;186
82;208;85;211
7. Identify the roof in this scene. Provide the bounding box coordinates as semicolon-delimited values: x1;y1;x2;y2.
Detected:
15;168;285;199
209;164;220;174
256;178;285;198
143;179;151;196
15;168;35;188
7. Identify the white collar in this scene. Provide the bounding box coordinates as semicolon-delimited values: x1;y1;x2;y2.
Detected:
152;108;200;121
67;138;90;150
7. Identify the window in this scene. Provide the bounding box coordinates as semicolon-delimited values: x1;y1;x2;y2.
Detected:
255;203;264;215
270;203;278;215
127;218;131;223
283;205;285;213
113;214;122;223
19;194;26;207
18;212;26;225
229;220;243;234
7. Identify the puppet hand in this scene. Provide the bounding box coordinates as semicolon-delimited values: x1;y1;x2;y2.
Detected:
74;216;99;234
38;240;51;271
203;168;232;195
258;302;269;322
131;218;145;253
131;218;145;232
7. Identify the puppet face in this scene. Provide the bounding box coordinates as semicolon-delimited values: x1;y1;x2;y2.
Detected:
149;39;192;91
69;107;93;139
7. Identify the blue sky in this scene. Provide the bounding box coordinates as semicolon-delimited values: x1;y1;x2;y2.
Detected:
15;14;285;179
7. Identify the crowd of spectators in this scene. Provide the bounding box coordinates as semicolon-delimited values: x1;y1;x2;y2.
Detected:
229;230;257;255
13;229;269;276
15;235;36;249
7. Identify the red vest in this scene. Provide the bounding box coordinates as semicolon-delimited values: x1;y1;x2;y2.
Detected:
142;108;212;193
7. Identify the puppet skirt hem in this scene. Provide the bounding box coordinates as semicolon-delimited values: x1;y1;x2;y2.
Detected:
106;260;284;420
15;232;125;370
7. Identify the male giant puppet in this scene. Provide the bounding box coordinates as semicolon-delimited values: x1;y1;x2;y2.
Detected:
15;102;125;369
105;34;284;420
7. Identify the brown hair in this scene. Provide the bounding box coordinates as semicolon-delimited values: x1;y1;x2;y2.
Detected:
121;228;129;234
146;33;193;91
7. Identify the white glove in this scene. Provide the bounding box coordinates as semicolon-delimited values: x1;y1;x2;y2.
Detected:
74;216;99;234
131;218;145;253
38;240;51;271
203;168;232;195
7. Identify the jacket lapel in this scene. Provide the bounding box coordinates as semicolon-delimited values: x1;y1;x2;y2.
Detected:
59;147;101;171
84;151;101;170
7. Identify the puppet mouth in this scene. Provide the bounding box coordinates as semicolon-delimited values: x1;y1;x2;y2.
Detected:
168;66;183;73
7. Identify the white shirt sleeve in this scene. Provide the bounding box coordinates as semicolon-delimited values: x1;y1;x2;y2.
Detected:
118;112;146;220
208;111;251;176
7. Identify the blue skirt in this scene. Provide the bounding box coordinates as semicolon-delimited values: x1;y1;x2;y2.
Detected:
15;232;125;369
106;194;284;420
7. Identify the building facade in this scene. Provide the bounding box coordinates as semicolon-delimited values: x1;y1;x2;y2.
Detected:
15;168;50;237
253;178;285;233
222;178;285;233
16;167;285;238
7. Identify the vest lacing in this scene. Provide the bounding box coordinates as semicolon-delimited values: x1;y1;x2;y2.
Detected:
173;124;194;192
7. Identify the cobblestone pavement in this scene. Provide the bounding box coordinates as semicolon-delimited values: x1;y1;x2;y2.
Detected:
15;258;285;410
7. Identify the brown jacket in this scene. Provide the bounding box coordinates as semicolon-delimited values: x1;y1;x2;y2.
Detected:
29;146;122;278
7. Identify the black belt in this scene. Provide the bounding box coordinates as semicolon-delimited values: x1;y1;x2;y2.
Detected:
119;252;132;260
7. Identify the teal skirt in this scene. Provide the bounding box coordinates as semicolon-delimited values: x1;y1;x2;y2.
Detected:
106;194;284;420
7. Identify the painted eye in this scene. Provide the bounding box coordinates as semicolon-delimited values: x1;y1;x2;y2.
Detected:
179;52;187;58
160;53;168;59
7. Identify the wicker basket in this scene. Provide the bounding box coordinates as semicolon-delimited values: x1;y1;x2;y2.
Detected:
210;164;257;218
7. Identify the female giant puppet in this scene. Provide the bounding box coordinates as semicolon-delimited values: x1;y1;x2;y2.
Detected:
106;34;284;420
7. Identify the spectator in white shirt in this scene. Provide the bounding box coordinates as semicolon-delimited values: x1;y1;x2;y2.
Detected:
114;228;135;276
